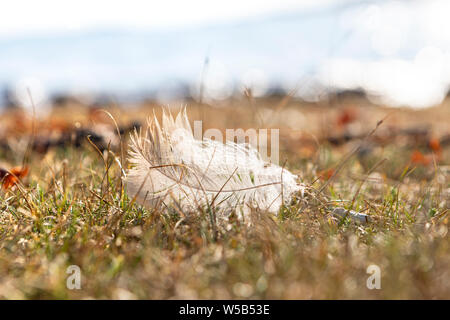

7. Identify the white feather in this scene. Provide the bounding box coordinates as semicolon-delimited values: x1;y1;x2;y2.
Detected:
125;109;302;218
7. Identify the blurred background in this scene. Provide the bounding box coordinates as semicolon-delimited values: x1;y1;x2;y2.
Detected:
2;0;450;111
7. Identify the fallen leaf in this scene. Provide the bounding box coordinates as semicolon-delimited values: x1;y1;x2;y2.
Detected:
336;108;358;127
318;168;335;181
0;166;29;189
410;150;431;166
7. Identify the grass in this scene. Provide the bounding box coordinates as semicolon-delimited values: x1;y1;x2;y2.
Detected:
0;99;448;299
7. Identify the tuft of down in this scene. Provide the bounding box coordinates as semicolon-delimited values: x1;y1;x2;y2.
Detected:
125;108;302;219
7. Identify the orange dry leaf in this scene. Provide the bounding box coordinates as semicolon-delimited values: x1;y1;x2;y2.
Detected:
0;166;29;189
429;137;442;153
336;108;358;127
410;150;431;166
318;168;335;181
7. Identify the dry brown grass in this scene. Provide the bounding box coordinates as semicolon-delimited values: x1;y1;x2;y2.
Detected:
0;97;448;299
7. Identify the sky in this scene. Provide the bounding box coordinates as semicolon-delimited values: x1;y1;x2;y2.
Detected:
0;0;339;37
1;0;450;109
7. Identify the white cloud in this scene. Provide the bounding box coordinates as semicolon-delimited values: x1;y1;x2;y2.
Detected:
321;46;450;108
0;0;339;37
324;0;450;107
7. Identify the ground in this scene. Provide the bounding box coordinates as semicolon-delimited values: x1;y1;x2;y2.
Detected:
0;96;448;299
